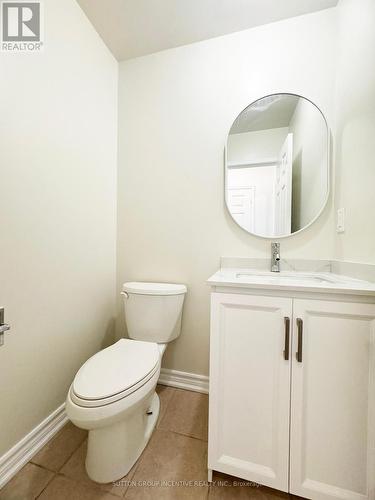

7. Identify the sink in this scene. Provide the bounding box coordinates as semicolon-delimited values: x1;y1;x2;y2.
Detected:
207;263;375;296
235;271;338;285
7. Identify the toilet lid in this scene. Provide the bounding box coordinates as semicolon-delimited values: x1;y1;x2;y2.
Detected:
72;339;159;401
123;282;187;296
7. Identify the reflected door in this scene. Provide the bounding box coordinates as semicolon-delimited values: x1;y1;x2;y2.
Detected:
227;187;255;233
274;133;293;235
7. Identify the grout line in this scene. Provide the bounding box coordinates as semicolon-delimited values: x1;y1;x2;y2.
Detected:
168;429;208;442
157;388;209;441
156;386;176;425
157;425;208;443
56;471;121;497
28;462;51;472
34;470;57;499
56;435;88;473
29;427;88;497
121;457;141;498
36;471;120;499
29;461;56;474
30;433;87;476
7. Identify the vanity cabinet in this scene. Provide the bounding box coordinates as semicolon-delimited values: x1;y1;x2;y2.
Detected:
208;292;375;500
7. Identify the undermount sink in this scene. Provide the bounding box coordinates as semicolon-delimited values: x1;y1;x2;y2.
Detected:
207;261;375;296
235;271;338;285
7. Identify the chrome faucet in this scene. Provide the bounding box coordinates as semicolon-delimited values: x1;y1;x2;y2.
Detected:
271;242;281;272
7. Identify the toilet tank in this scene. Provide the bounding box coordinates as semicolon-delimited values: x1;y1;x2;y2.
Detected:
122;282;187;343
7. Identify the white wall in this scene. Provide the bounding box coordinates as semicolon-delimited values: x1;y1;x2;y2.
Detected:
289;99;328;231
0;0;117;456
117;9;337;376
227;127;288;164
334;0;375;263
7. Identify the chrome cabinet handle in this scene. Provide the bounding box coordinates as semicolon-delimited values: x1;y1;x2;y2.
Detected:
296;318;303;363
283;317;290;360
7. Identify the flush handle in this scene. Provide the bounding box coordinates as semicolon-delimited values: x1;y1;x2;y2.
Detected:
0;308;11;347
283;317;290;360
296;318;303;362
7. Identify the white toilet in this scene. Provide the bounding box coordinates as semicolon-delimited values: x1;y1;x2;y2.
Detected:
66;282;187;483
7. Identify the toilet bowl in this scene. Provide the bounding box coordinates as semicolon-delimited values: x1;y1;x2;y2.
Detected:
66;282;186;483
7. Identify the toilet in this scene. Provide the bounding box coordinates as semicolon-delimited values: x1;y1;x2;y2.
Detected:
65;282;187;483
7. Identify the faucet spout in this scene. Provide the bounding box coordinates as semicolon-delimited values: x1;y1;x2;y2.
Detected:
271;242;280;272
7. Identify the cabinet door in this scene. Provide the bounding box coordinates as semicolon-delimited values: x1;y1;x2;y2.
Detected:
208;293;292;491
290;299;375;500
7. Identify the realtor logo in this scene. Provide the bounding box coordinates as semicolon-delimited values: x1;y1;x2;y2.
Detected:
1;1;43;51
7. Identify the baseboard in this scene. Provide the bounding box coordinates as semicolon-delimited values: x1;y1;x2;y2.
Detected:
158;368;209;394
0;404;68;489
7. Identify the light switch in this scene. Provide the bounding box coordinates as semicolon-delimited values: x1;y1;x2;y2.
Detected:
336;208;345;233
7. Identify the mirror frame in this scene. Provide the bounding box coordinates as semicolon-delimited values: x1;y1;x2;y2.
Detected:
224;92;330;239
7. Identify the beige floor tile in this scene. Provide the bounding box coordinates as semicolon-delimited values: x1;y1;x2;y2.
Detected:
0;463;54;500
158;388;208;440
38;475;118;500
125;485;208;499
61;440;137;497
208;472;290;499
155;385;175;425
125;429;208;499
31;422;87;472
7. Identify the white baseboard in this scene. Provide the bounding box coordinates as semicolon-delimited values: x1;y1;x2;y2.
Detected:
158;368;209;394
0;404;68;489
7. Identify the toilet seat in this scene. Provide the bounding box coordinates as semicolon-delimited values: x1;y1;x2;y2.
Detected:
70;339;160;408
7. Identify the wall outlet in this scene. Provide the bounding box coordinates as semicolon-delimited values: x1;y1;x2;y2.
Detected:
336;208;345;233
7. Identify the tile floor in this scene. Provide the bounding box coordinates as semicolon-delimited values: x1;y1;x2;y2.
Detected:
0;386;300;499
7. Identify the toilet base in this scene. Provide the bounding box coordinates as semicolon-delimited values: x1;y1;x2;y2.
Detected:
85;391;160;483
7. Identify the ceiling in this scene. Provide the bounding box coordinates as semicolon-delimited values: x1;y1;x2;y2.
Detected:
230;95;299;134
77;0;339;61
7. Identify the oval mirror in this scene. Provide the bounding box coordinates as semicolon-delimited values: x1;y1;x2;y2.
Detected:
225;93;329;238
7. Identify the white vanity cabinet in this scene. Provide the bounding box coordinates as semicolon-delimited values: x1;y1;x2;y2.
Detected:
208;292;375;500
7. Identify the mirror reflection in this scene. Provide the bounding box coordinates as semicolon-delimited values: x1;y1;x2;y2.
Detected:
226;93;329;238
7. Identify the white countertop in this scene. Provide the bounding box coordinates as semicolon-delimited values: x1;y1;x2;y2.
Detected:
207;267;375;296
